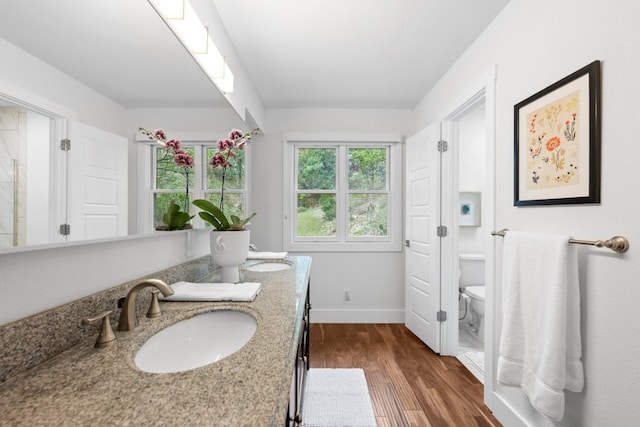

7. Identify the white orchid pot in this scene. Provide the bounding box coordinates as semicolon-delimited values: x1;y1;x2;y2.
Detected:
210;230;250;283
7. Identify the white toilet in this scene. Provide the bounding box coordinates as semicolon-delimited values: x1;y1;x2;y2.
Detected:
459;254;486;343
463;285;485;343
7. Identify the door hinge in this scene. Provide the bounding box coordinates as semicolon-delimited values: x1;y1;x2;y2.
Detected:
437;140;448;152
60;138;71;151
59;223;70;236
437;225;448;237
405;239;410;247
437;310;447;322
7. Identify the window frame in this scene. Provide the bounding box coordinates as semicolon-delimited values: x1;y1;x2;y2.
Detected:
283;133;403;252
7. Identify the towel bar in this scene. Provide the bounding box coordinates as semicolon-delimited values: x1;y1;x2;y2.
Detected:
491;228;630;253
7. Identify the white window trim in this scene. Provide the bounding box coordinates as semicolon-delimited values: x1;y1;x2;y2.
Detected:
136;130;252;234
283;132;403;252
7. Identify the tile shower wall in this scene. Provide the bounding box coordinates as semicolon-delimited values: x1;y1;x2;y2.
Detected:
0;107;26;248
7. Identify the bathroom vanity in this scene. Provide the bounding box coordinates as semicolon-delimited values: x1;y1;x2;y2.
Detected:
0;256;311;426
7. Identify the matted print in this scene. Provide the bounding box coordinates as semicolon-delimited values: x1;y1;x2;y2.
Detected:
514;60;601;206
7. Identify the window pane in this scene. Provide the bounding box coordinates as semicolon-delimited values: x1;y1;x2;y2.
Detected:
297;148;336;190
154;193;191;229
204;193;244;223
348;193;388;236
206;147;245;190
296;193;336;237
348;148;386;190
156;147;195;190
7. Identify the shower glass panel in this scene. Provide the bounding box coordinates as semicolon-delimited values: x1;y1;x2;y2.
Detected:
0;105;53;249
0;158;18;248
0;106;23;248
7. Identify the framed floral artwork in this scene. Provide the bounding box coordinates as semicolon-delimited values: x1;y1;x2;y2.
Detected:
514;60;601;206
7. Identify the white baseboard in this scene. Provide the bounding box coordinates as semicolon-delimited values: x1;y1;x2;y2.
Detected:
310;309;404;323
491;391;528;427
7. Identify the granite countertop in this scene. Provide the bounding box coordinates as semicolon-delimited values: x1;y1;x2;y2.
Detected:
0;256;312;426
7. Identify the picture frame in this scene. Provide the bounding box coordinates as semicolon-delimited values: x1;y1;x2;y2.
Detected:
514;60;601;206
459;192;481;227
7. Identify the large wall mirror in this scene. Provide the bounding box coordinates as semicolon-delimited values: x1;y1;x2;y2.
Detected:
0;0;244;251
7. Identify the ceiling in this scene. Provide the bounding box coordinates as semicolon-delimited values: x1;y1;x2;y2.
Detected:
0;0;229;108
0;0;510;110
213;0;511;109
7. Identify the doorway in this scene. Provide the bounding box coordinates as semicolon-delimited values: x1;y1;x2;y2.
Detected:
440;69;497;409
405;68;497;408
452;101;488;383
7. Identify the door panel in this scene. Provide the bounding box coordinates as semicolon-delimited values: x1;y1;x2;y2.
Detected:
405;123;441;353
67;121;127;242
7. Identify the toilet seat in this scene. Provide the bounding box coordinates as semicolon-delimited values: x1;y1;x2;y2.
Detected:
464;285;485;301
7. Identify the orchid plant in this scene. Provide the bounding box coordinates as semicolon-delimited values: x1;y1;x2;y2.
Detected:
193;128;259;231
139;127;195;228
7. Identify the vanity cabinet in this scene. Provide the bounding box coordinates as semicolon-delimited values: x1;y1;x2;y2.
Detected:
287;282;310;426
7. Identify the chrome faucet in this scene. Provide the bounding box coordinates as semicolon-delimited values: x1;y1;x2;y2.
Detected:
117;279;174;331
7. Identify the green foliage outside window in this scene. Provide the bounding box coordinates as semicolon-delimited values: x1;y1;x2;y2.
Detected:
156;146;195;190
349;193;387;236
297;193;336;237
206;147;245;190
348;148;386;190
295;146;389;238
154;146;195;228
297;148;336;190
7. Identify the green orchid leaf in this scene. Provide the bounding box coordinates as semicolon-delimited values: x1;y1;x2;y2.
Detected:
170;212;194;230
239;212;256;227
193;199;230;230
161;202;194;230
193;199;255;231
198;211;223;230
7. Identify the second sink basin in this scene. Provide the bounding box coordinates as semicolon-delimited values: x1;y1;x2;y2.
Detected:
135;310;256;374
245;261;292;272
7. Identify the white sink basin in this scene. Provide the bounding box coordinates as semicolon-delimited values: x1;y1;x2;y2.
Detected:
245;261;292;272
135;310;256;374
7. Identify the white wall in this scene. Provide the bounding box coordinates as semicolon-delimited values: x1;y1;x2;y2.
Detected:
415;0;640;425
253;108;413;322
0;39;125;134
458;106;487;255
25;110;50;246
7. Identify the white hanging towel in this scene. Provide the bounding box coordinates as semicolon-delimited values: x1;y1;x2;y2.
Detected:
497;230;584;421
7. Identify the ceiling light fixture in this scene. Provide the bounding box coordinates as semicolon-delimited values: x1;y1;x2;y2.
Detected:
148;0;233;93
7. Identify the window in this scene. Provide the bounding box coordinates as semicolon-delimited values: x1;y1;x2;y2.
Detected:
204;145;247;220
153;145;196;227
139;138;251;233
284;135;403;252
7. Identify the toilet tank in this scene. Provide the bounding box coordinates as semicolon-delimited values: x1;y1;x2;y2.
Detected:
459;253;485;286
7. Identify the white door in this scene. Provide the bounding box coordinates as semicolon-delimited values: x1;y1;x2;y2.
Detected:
66;121;128;242
405;123;442;353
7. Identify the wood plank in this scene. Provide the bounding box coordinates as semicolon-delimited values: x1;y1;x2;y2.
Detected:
309;324;502;427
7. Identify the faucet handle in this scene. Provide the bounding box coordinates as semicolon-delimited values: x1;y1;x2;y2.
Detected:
146;290;162;319
82;310;117;348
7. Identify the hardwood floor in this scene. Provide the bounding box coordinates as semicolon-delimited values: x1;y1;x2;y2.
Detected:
308;324;501;427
